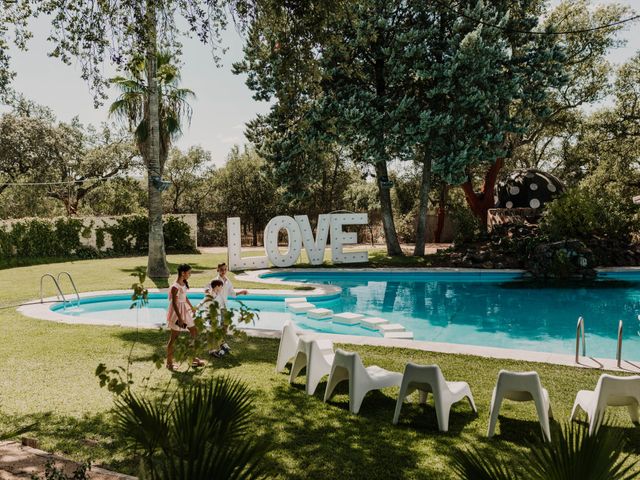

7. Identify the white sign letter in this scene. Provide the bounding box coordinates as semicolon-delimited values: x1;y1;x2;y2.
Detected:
227;217;269;270
330;213;368;264
295;214;330;265
264;216;302;267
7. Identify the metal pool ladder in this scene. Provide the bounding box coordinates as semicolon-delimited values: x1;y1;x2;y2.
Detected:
617;319;624;368
39;272;80;309
575;316;586;363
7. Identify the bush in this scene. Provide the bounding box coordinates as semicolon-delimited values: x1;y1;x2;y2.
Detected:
164;216;196;253
0;215;196;261
99;215;149;254
540;187;639;243
450;204;482;245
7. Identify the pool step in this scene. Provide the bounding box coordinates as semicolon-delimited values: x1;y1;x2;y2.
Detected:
360;317;390;330
284;297;308;308
378;323;406;333
332;312;364;325
288;302;316;314
307;308;333;320
384;331;414;340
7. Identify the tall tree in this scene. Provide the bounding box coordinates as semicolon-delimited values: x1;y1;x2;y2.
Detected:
458;0;630;225
215;146;277;246
38;0;227;278
0;0;31;101
164;146;213;214
110;52;194;208
235;0;410;256
41;121;139;215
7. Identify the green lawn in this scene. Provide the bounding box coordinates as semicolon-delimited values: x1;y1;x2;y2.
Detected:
1;254;639;479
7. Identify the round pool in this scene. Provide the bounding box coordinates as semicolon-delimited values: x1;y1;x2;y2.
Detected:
49;291;381;337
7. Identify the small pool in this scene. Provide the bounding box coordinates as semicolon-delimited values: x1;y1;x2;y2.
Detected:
49;292;379;337
47;269;640;361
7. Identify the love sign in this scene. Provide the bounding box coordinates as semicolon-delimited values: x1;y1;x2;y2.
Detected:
227;213;369;270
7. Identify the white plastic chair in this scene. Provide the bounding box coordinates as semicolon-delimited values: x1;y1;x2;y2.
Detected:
289;338;335;395
570;374;640;435
275;320;301;373
323;349;403;414
392;363;477;431
488;370;553;441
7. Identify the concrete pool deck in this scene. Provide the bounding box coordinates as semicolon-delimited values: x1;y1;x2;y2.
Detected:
16;267;640;374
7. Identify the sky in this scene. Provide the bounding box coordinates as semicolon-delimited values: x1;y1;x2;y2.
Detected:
4;1;640;167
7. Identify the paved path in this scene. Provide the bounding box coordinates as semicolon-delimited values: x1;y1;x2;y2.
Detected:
0;442;135;480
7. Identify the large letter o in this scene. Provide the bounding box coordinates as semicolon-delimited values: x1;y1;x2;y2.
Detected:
264;216;302;267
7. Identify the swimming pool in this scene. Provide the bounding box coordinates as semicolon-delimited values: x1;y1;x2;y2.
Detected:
45;269;640;361
262;270;640;361
49;291;378;337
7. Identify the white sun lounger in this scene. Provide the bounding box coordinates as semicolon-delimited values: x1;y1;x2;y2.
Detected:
393;363;476;431
570;374;640;435
324;349;403;414
307;308;333;320
332;312;364;325
290;338;335;395
488;370;553;441
360;317;389;330
288;302;316;314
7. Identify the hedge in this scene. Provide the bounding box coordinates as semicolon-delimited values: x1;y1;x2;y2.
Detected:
0;215;196;260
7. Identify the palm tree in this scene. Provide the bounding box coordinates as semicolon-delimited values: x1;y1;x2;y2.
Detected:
109;52;195;279
113;376;269;479
451;421;637;480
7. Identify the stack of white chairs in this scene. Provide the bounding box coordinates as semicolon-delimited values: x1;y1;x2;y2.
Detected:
290;337;336;395
275;320;304;374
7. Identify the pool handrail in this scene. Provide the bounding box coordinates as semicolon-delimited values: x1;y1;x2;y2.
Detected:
617;319;623;368
57;271;80;307
40;274;67;307
575;316;586;363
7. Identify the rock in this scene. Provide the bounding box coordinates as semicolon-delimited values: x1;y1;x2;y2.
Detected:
527;240;595;278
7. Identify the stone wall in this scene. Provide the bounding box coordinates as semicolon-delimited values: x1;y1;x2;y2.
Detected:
0;214;198;250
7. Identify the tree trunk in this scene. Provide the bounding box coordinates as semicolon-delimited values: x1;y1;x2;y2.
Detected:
375;161;403;256
435;184;448;243
460;158;504;228
252;219;258;247
373;51;402;257
414;150;432;256
145;1;169;279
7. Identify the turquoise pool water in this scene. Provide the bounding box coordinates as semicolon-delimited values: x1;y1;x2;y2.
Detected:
263;270;640;361
50;270;640;360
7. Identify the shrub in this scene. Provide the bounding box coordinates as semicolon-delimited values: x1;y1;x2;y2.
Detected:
99;215;149;254
540;187;639;243
0;215;196;261
164;216;196;253
451;204;482;245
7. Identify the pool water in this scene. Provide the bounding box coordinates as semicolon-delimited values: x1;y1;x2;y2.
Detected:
263;271;640;361
51;270;640;360
51;292;377;337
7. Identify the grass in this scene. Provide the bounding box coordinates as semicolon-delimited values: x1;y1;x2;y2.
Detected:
1;254;639;478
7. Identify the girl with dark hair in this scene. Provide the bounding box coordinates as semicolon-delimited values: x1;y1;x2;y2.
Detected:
166;264;205;370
